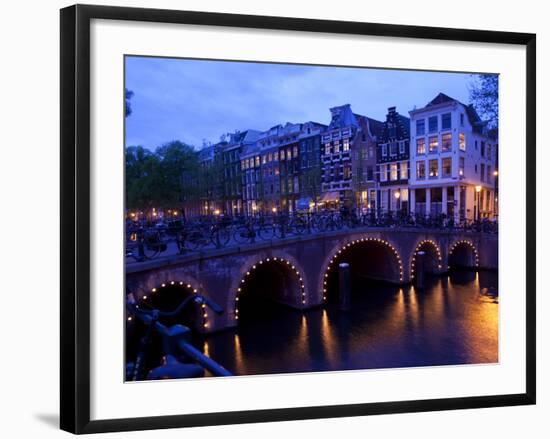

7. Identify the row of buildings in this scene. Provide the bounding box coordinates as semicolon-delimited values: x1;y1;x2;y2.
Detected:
197;93;498;222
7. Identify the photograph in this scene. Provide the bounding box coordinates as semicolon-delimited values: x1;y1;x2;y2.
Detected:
123;56;499;381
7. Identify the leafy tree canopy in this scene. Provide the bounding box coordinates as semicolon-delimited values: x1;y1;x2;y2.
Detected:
469;74;498;132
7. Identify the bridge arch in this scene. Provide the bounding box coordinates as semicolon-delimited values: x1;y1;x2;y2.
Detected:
448;240;480;270
128;278;210;332
410;239;443;280
228;252;309;323
318;237;404;302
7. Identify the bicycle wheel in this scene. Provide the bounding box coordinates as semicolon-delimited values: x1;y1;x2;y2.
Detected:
291;218;306;235
233;225;251;244
257;223;274;240
212;227;231;248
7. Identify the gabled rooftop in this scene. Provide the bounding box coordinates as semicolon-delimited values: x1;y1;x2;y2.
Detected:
327;104;360;130
414;93;487;134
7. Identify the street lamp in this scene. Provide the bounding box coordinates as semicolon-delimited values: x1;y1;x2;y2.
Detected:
394;190;401;212
272;207;277;214
493;170;498;176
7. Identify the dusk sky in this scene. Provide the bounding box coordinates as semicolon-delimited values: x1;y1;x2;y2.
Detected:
125;56;478;151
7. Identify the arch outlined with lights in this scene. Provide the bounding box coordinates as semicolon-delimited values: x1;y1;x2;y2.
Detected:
410;239;443;280
318;237;404;302
229;253;308;322
447;240;480;269
131;279;210;331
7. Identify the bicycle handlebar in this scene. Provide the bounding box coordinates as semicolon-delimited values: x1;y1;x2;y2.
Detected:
127;294;224;319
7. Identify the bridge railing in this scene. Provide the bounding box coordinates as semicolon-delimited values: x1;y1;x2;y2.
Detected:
125;211;498;262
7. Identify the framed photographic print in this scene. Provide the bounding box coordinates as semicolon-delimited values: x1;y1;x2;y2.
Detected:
60;4;536;434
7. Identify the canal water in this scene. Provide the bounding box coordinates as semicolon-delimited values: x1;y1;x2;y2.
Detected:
200;270;498;377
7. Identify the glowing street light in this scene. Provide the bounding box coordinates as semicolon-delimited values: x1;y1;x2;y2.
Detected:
493;170;499;176
272;207;277;213
394;191;401;199
475;185;482;193
214;209;220;216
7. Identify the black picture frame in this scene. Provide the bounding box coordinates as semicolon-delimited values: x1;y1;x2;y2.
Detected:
60;4;536;434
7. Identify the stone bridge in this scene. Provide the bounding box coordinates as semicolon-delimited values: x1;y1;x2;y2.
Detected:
126;228;498;333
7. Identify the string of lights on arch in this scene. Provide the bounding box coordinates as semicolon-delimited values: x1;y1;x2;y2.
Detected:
410;239;443;280
447;240;480;270
322;237;404;301
233;256;306;321
129;280;210;330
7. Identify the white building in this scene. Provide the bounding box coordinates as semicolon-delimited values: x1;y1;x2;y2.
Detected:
409;93;497;222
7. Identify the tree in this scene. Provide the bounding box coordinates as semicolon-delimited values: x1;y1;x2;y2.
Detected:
155;141;200;209
469;74;498;131
125;146;163;213
125;88;134;117
301;166;322;206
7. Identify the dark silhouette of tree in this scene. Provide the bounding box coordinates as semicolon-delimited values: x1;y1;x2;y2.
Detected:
126;141;200;214
469;74;498;130
125;146;163;212
155;141;200;209
125;88;134;117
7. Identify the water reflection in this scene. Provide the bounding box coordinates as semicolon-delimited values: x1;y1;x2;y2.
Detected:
201;270;498;377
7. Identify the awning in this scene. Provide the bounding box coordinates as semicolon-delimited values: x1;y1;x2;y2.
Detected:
320;191;340;203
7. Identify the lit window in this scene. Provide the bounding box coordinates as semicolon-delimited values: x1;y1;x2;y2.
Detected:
400;162;408;179
380;164;387;181
416;138;426;155
459;133;466;151
429;136;438;153
280;149;286;160
274;151;278;161
293;146;298;157
416;161;426;179
429;159;439;178
343;164;352;179
343;139;350;151
287;147;292;159
459;157;465;177
262;155;267;164
255;156;260;167
442;133;452;151
390;163;398;181
442;157;452;177
334;142;340;153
